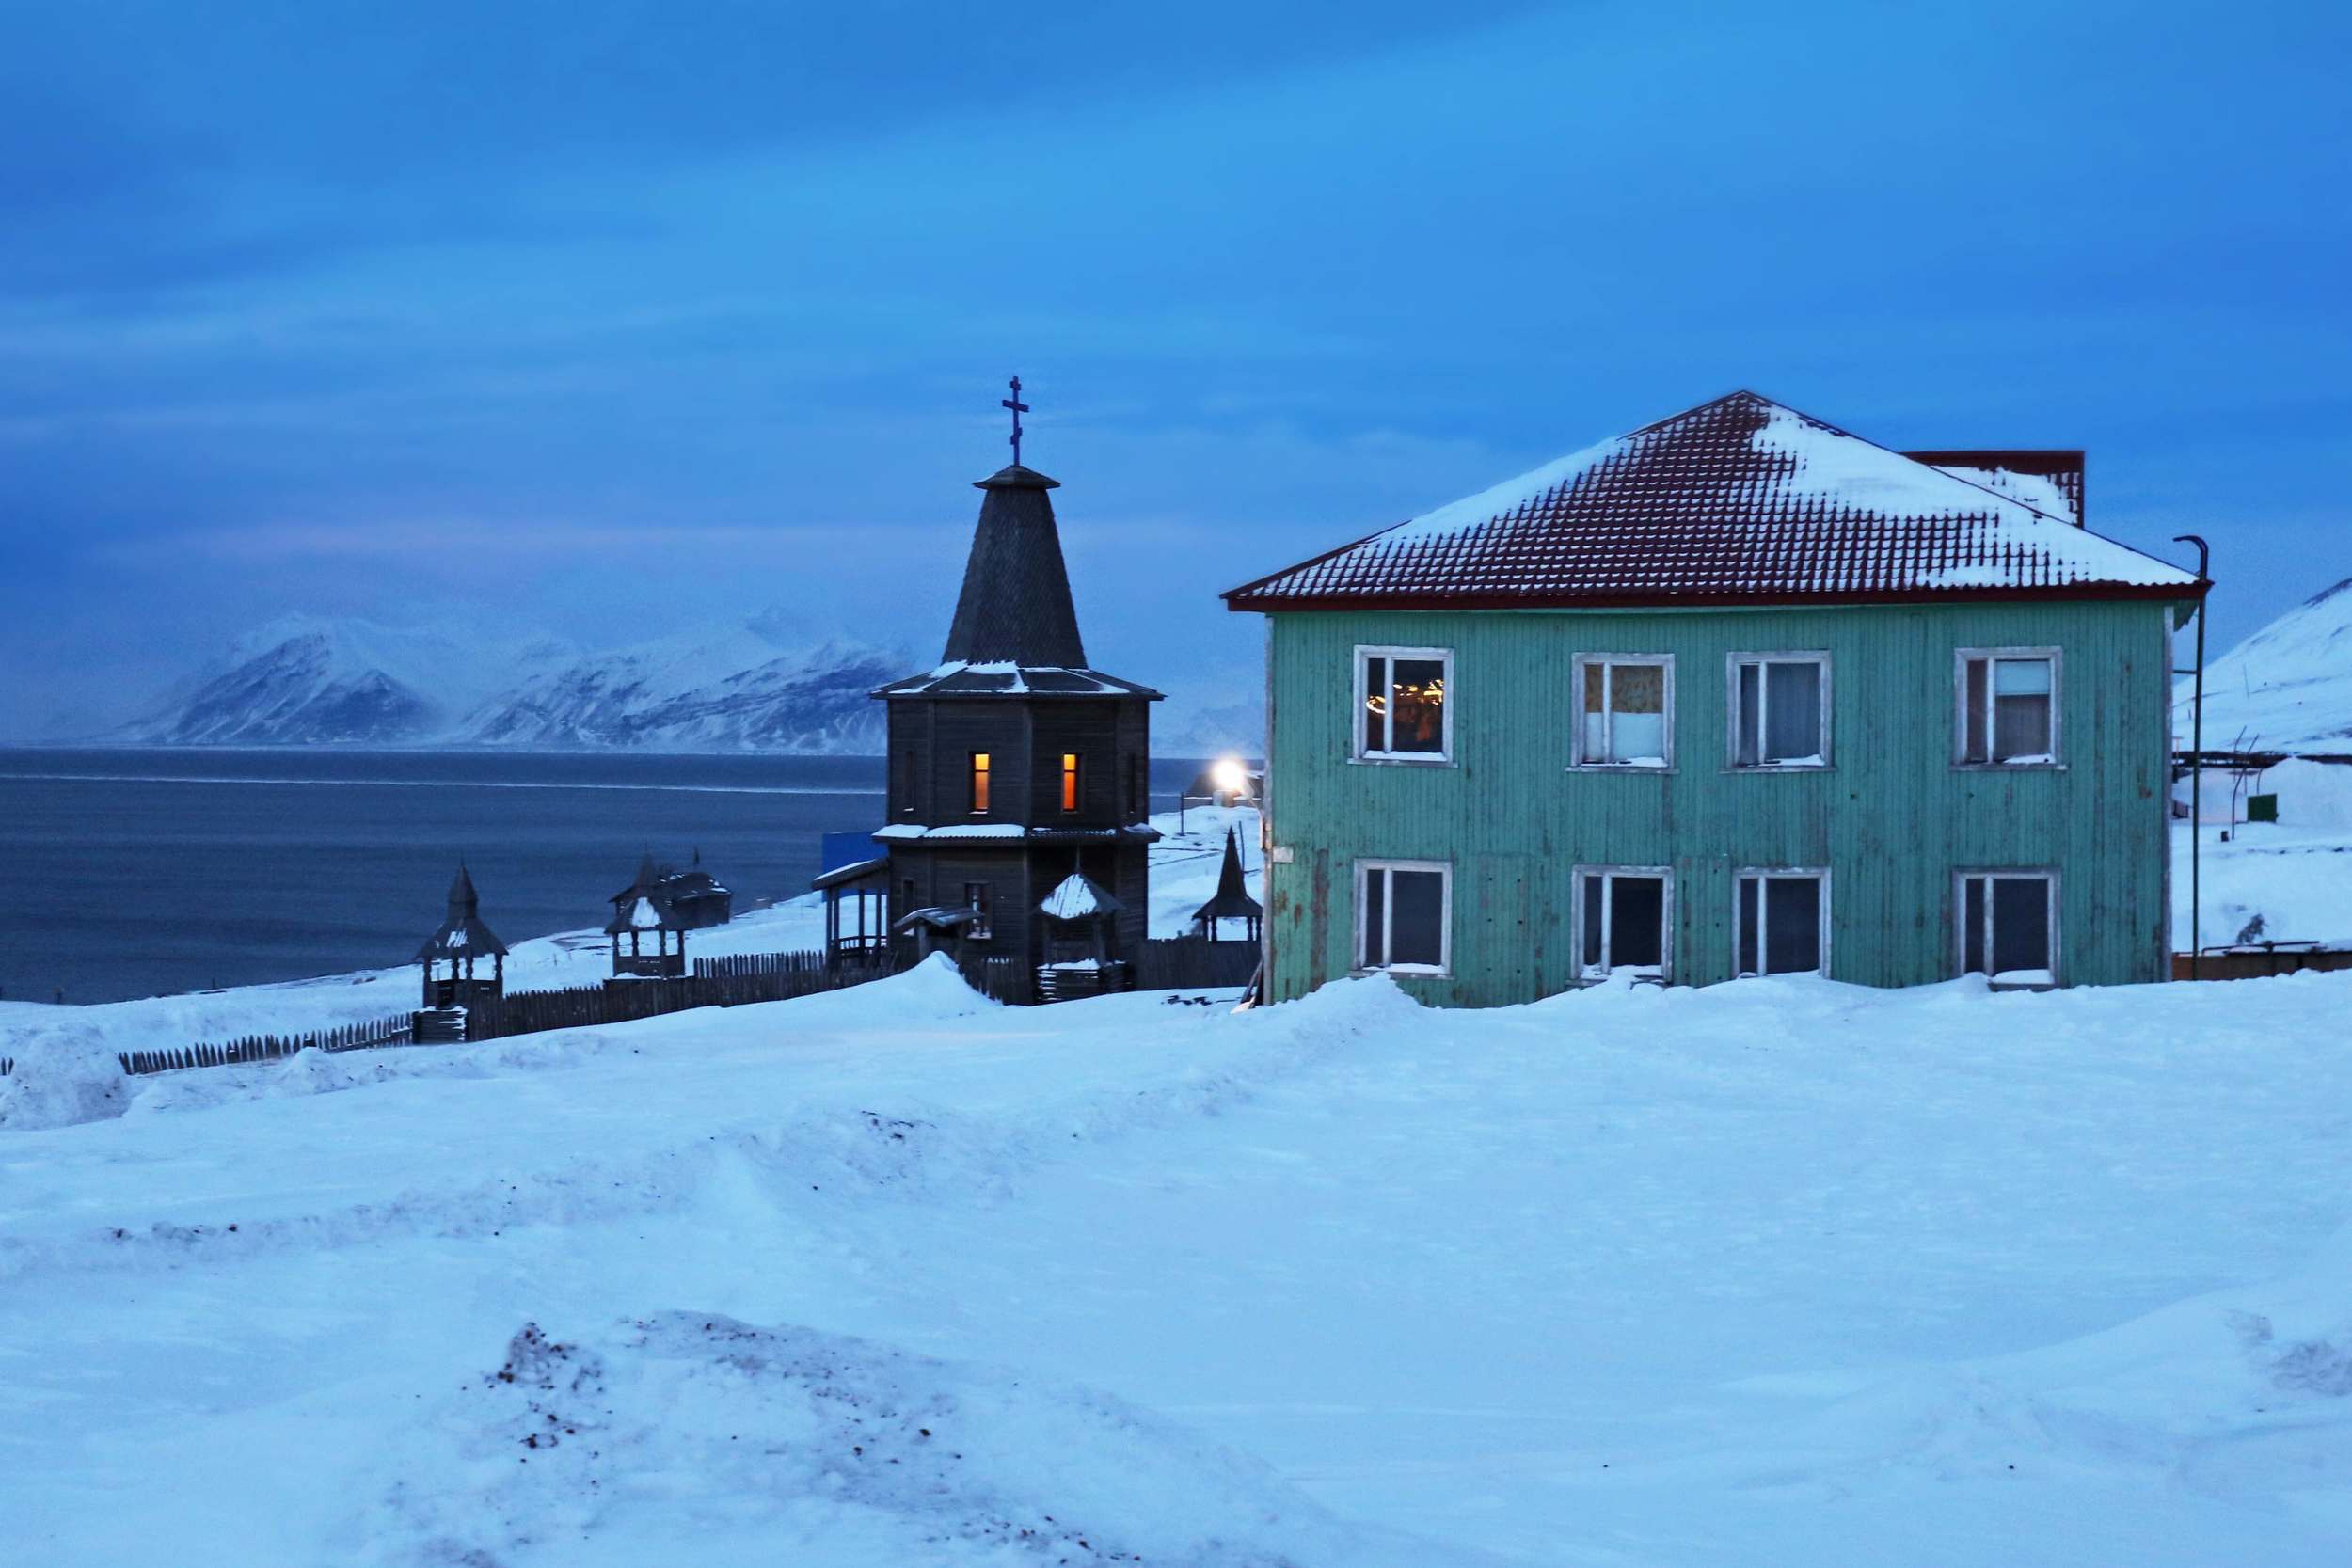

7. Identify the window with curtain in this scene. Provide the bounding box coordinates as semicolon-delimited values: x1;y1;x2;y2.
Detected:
1575;657;1673;767
1731;655;1828;767
1959;651;2058;764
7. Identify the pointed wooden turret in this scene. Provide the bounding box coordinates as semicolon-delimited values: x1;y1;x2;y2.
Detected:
1190;827;1263;941
415;863;508;1007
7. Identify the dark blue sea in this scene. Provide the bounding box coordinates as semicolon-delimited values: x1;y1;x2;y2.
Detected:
0;750;1224;1006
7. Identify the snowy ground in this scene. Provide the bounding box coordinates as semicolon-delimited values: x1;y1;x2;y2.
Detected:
0;804;1261;1069
4;959;2350;1564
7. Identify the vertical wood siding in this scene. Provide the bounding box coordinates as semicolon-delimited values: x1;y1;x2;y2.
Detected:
1261;602;2173;1006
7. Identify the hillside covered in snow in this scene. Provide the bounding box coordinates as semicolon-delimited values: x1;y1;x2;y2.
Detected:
3;959;2349;1564
2175;577;2352;756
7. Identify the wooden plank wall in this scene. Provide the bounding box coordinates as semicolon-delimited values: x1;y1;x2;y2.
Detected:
1261;600;2176;1005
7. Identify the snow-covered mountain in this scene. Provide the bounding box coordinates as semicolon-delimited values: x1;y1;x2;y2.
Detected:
2175;577;2352;755
115;615;565;747
118;612;912;753
458;614;906;752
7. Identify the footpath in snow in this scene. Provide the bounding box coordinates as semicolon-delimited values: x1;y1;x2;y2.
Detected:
3;957;2349;1564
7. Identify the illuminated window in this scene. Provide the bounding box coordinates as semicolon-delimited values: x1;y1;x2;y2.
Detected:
970;752;992;813
1356;645;1452;761
1060;752;1082;813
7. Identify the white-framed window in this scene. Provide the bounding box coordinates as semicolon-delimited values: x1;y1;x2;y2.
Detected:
1573;655;1673;768
1728;652;1831;768
1573;865;1672;981
962;881;993;941
1735;868;1830;976
1956;870;2058;985
1956;648;2061;766
1355;859;1451;975
1355;646;1453;762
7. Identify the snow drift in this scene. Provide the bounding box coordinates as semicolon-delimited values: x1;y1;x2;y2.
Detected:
369;1311;1455;1567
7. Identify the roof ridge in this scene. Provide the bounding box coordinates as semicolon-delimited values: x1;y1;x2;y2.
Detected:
1224;391;2203;610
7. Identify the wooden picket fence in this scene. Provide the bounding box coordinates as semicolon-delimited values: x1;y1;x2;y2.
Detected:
1133;938;1260;992
465;949;910;1041
117;1013;416;1077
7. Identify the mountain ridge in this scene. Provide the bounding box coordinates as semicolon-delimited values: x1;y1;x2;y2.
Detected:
112;613;1268;756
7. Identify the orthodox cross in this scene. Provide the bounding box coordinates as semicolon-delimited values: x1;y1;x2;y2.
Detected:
1001;376;1031;466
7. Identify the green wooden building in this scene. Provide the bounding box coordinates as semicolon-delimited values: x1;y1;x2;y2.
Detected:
1223;392;2207;1006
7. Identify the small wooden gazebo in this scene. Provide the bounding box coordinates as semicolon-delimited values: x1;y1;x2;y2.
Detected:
1189;827;1263;943
415;864;508;1008
1035;868;1132;1001
606;853;691;980
892;904;980;963
814;831;893;965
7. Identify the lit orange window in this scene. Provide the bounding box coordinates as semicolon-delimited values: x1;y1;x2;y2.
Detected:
971;752;992;813
1060;752;1081;813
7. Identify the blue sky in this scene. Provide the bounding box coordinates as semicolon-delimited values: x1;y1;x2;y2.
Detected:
2;0;2345;737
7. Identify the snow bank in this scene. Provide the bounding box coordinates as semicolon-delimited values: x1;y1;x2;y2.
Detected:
9;961;2352;1563
0;1022;128;1131
367;1312;1449;1567
1781;1221;2352;1493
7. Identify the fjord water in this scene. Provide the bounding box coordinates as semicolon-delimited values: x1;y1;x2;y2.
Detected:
0;750;1218;1005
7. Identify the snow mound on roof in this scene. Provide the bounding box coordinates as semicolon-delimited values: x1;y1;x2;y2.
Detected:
369;1312;1454;1567
1927;461;2079;523
2176;577;2352;754
1039;872;1111;920
0;1022;128;1131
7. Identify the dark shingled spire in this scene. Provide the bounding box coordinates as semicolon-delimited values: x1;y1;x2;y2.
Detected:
1192;827;1263;924
942;464;1087;668
417;862;508;961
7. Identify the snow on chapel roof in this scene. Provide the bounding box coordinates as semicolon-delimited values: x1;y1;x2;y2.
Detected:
1039;872;1122;921
1223;392;2203;610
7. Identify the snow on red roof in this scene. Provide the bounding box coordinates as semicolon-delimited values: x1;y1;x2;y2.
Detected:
1224;393;2202;610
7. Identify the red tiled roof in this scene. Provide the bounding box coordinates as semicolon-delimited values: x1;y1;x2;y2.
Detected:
1224;392;2203;610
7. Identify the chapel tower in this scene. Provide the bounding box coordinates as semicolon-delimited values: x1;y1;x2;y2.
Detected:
869;387;1161;1000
